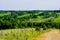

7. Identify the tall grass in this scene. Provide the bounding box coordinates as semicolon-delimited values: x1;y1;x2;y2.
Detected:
0;28;51;40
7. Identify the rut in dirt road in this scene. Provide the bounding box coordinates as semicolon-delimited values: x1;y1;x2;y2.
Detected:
33;30;60;40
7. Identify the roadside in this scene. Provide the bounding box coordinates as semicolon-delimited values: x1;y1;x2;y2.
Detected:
33;29;60;40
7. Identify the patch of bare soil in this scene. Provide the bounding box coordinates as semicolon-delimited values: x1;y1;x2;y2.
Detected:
33;29;60;40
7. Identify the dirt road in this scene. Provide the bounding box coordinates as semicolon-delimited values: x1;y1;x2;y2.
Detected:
33;29;60;40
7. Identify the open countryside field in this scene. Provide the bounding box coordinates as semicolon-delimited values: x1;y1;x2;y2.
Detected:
0;10;60;40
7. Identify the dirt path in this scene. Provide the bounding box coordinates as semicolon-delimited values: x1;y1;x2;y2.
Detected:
33;29;60;40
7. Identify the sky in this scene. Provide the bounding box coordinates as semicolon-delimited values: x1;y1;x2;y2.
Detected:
0;0;60;10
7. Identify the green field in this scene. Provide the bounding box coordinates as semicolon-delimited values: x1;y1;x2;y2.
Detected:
0;12;11;17
54;16;60;23
0;10;60;40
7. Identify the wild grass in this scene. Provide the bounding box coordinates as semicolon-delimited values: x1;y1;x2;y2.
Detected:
0;28;51;40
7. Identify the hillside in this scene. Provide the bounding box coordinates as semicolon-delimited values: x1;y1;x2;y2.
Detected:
0;10;60;40
0;10;60;29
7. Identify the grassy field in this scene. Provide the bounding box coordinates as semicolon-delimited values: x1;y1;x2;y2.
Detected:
0;28;51;40
0;12;11;17
54;16;60;23
0;11;60;40
17;14;31;18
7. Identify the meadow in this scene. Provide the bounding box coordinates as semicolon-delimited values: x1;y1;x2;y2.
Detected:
0;10;60;40
0;28;52;40
0;12;11;17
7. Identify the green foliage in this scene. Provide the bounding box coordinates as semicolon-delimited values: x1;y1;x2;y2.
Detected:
0;10;60;40
54;16;60;23
0;12;11;17
17;14;31;18
0;10;60;30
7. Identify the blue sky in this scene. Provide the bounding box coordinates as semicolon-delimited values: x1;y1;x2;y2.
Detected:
0;0;60;10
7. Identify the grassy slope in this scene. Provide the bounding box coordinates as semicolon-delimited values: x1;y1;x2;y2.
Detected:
17;14;31;18
0;12;11;17
0;28;51;40
0;11;60;40
54;16;60;23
